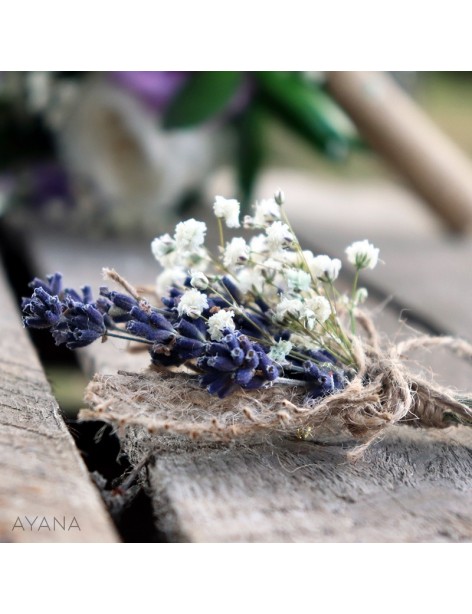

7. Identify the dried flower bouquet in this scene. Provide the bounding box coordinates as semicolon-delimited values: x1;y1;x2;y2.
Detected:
21;191;472;448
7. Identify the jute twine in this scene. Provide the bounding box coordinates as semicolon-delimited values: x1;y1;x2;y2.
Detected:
79;312;472;453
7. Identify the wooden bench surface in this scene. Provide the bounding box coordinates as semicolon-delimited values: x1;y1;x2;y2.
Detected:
26;180;472;541
0;265;118;542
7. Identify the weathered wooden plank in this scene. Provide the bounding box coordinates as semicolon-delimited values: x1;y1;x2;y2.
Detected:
146;428;472;542
0;264;118;542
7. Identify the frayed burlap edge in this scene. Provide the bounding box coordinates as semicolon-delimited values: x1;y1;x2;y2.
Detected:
79;312;472;456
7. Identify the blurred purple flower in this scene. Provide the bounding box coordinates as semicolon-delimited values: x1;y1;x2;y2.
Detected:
109;71;188;112
28;162;74;209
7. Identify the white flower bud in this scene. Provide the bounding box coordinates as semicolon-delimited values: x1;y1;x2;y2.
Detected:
207;309;235;340
266;221;294;251
274;188;285;206
177;288;209;318
213;195;240;229
308;254;341;282
223;237;250;268
190;271;209;290
345;240;379;270
174;219;207;252
355;287;368;304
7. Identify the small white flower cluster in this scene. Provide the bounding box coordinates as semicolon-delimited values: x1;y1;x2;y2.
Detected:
274;295;331;331
150;189;380;357
152;218;209;295
243;197;281;228
345;240;379;270
207;309;235;340
223;237;249;268
268;339;293;363
305;253;342;282
213;196;241;229
177;288;209;318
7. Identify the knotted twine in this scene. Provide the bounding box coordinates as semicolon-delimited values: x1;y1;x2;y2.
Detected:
79;311;472;454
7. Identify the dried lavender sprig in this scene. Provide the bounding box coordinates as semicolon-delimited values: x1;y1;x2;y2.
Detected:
21;272;346;400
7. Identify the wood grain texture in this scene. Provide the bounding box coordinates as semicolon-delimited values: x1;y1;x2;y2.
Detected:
146;428;472;542
0;265;118;542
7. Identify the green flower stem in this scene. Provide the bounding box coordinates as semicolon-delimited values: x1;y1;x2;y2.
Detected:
105;331;153;345
350;268;360;334
217;217;225;251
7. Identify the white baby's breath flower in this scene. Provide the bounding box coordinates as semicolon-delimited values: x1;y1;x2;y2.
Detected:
207;309;235;340
286;269;312;292
235;268;265;294
268;339;293;363
345;240;379;270
213;195;240;228
304;296;331;324
177;288;209;318
264;257;284;272
151;233;177;268
309;255;341;282
301;308;317;331
266;221;294;252
223;237;250;268
253;198;281;225
274;297;304;322
249;233;268;254
355;287;368;305
244;198;281;228
174;219;207;252
155;268;187;297
190;271;209;290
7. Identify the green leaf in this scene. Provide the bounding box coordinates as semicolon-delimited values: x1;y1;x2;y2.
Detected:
235;104;267;213
163;72;243;129
255;72;359;159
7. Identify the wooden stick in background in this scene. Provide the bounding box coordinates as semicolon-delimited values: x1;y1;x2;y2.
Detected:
326;71;472;233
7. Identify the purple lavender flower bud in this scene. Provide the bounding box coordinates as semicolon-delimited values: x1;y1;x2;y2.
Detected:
174;336;206;358
149;311;176;331
126;321;174;343
206;375;236;398
198;334;280;397
206;342;232;357
177;318;207;341
220;276;242;303
223;333;240;351
109;291;138;312
307;348;336;364
207;355;237;372
28;272;63;296
244;349;259;369
230;347;244;366
237;335;252;353
240;376;266;390
22;286;63;329
306;371;335;399
264;364;279;381
51;302;106;349
303;361;321;379
234;367;255;386
22;273;108;350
